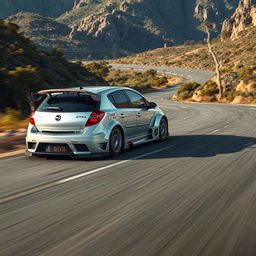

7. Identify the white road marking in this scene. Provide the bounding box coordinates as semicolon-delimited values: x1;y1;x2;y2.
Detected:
250;108;256;111
207;129;219;135
57;145;175;184
224;125;229;128
0;145;176;204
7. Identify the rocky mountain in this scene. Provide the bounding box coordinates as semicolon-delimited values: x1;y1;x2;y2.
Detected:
1;0;240;58
59;0;240;46
8;12;111;59
222;0;256;38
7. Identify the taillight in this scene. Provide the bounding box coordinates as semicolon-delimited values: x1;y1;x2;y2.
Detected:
85;111;105;127
29;112;35;126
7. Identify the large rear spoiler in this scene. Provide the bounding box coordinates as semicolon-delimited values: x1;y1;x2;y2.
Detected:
36;89;100;101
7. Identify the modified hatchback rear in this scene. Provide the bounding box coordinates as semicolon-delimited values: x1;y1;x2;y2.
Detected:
26;87;169;158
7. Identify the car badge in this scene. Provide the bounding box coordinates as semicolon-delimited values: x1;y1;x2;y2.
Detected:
55;115;61;121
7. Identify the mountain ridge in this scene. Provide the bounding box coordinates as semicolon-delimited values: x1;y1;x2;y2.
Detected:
2;0;240;58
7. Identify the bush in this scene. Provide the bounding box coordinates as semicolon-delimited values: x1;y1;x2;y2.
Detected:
225;89;236;101
105;69;168;91
145;69;157;76
200;81;219;96
176;82;201;99
239;66;256;80
85;61;110;78
151;76;168;86
236;91;256;97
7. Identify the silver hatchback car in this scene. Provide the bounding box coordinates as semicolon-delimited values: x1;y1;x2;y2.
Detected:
26;86;169;158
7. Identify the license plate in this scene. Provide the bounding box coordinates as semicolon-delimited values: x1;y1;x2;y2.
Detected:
46;145;67;153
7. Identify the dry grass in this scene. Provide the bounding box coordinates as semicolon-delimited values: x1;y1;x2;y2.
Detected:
0;119;28;132
113;26;256;73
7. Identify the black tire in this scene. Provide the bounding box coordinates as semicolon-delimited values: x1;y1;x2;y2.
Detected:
159;117;169;142
109;127;124;156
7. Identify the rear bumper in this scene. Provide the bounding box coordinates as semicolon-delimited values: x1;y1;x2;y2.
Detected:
25;150;107;158
26;132;109;156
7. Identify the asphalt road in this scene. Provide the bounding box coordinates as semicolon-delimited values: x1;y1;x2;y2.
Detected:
110;63;215;84
1;67;256;256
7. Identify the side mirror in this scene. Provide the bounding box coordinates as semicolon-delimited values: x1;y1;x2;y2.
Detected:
148;102;157;109
31;92;44;102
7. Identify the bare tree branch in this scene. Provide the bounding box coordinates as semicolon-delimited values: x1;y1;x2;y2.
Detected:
204;23;224;99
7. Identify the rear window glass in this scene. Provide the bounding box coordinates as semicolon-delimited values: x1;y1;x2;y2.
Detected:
38;93;99;112
108;91;129;108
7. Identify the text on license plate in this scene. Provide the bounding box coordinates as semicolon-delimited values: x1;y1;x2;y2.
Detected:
46;145;67;152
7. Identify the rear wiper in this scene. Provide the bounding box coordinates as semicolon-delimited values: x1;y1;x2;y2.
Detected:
43;107;63;111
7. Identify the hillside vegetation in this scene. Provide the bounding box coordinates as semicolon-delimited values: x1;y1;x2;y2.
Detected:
8;13;111;59
114;26;256;72
0;19;106;115
85;62;172;92
114;24;256;104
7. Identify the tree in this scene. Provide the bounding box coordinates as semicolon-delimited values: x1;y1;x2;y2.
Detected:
204;22;224;99
0;68;10;112
8;65;44;113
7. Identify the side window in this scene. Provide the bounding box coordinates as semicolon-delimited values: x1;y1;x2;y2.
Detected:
108;91;129;108
125;90;148;108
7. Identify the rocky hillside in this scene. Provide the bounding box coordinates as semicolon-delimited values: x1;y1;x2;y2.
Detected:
58;0;240;49
1;0;240;58
118;1;256;105
8;12;111;59
113;24;256;72
0;19;106;114
114;0;256;72
222;0;256;38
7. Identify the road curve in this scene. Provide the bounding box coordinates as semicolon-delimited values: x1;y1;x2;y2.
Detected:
0;67;256;256
110;63;215;84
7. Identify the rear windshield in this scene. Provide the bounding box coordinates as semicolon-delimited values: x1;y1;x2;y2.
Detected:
38;93;99;112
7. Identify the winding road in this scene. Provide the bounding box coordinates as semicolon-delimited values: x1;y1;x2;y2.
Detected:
1;65;256;256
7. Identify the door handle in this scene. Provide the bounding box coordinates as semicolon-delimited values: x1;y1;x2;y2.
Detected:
137;113;142;117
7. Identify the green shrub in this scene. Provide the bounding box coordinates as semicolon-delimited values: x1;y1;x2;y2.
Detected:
239;66;256;80
178;90;191;100
145;69;157;76
151;76;168;86
176;82;200;99
200;81;219;96
224;89;236;101
85;61;110;78
179;82;201;92
106;69;167;91
236;91;256;97
244;74;256;83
